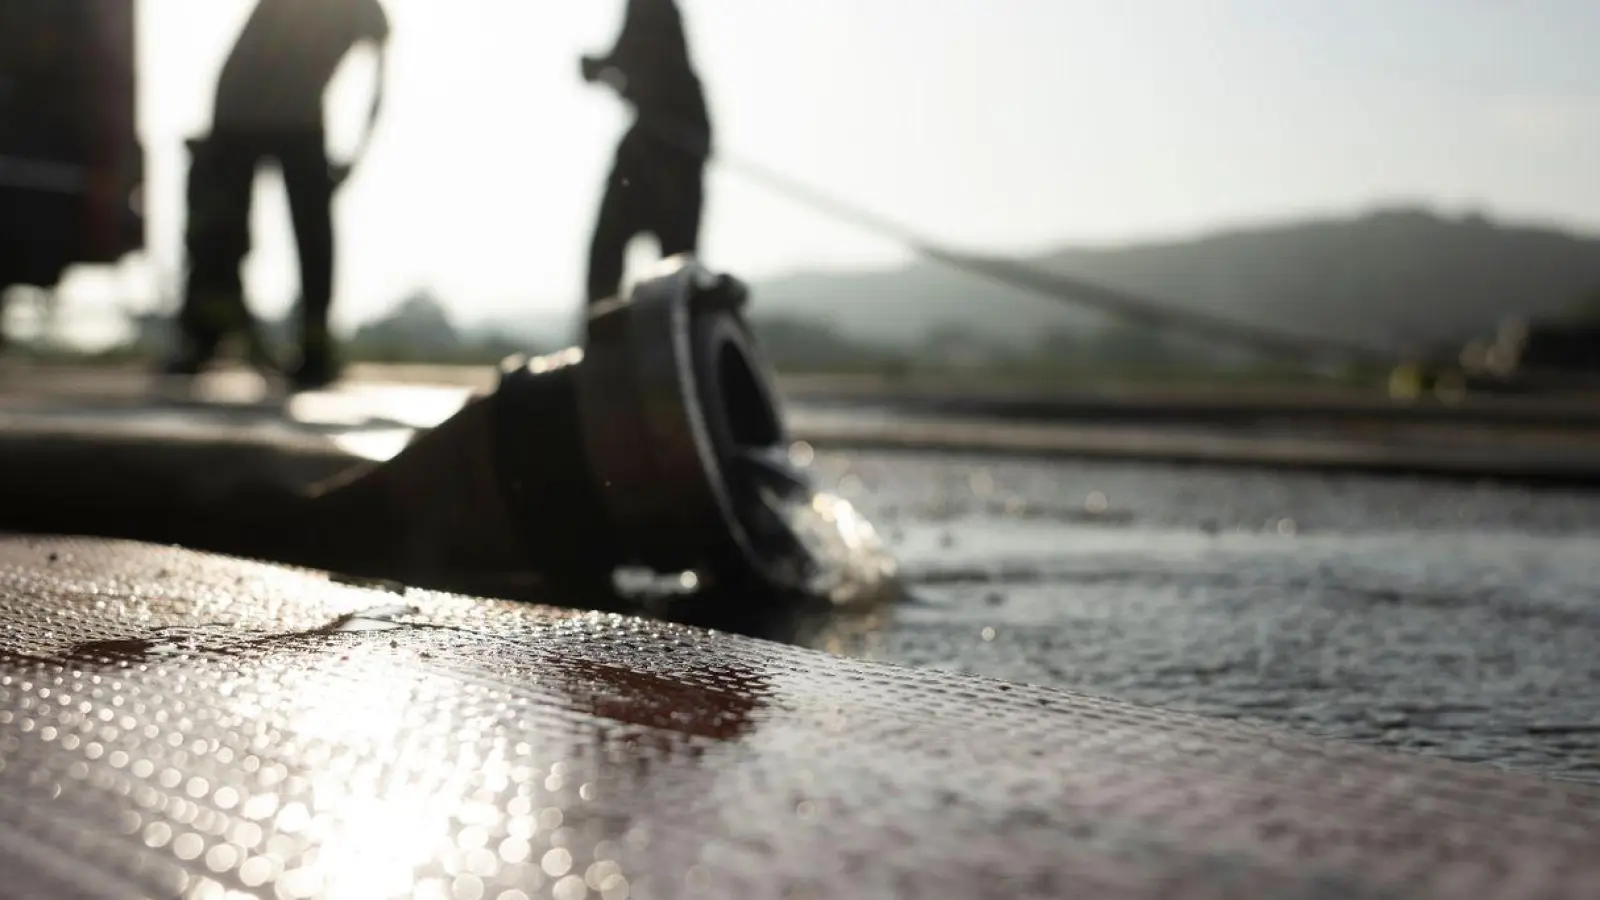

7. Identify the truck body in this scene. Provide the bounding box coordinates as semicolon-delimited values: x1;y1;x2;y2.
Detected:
0;0;144;293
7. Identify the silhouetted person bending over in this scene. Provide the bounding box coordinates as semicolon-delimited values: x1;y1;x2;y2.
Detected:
169;0;389;389
581;0;712;306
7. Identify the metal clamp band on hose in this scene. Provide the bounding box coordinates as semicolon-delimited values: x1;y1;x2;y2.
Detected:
573;256;798;589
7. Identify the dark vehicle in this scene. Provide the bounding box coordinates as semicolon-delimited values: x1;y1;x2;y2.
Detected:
1498;319;1600;385
0;0;144;320
1450;316;1600;393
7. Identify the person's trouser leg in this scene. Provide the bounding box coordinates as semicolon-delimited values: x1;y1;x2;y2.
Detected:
586;149;648;307
653;158;706;262
276;133;336;378
175;136;256;369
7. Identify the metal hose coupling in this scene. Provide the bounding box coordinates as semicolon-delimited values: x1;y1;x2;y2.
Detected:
463;256;821;595
305;255;891;603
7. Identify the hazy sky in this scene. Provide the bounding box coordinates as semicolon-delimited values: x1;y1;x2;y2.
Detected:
57;0;1600;335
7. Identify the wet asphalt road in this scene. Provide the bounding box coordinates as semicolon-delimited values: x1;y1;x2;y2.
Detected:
804;450;1600;785
3;366;1599;785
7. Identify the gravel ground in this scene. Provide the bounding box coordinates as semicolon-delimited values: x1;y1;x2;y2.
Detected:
802;449;1600;785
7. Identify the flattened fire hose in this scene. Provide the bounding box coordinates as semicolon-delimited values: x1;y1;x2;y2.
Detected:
0;536;1596;900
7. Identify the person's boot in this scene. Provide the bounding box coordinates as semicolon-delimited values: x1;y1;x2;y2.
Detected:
239;318;282;378
159;329;216;377
160;285;242;377
287;323;341;391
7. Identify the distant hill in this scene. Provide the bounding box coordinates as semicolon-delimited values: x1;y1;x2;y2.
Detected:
747;207;1600;355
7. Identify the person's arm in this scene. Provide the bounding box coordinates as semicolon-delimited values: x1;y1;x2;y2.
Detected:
581;0;668;89
333;4;391;189
329;44;386;190
355;43;387;155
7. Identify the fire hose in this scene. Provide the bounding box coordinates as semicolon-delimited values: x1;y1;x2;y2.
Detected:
0;259;860;606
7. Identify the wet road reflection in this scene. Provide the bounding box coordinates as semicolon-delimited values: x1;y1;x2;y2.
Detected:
813;450;1600;784
3;376;1599;787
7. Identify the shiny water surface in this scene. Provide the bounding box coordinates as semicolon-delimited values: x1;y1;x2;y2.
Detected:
801;449;1600;784
3;372;1597;786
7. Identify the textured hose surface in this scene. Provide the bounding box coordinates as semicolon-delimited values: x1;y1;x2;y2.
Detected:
0;535;1596;899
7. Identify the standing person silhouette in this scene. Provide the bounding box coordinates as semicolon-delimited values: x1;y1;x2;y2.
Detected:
580;0;712;307
167;0;389;390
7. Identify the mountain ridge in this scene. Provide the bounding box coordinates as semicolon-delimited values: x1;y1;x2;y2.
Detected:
746;205;1600;354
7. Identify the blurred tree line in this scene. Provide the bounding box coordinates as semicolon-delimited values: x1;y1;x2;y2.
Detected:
83;291;1370;384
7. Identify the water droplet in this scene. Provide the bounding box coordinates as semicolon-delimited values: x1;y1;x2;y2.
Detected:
212;786;240;810
542;847;573;878
553;875;588;900
457;825;488;851
277;867;324;900
205;843;239;873
173;832;205;861
464;848;499;878
451;875;485;900
188;877;226;900
585;861;622;890
499;837;532;864
275;802;311;834
242;793;278;821
239;856;275;887
600;875;630;900
143;821;173;848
